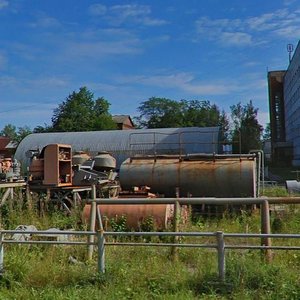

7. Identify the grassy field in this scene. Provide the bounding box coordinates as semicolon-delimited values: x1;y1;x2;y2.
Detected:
0;188;299;299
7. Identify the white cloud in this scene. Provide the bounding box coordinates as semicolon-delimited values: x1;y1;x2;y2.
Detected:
0;53;7;69
195;7;300;46
284;0;297;5
29;15;61;29
88;3;167;26
119;72;239;96
64;40;142;59
0;0;8;10
220;32;253;46
88;4;107;16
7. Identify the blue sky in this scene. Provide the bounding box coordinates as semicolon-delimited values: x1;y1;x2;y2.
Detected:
0;0;299;130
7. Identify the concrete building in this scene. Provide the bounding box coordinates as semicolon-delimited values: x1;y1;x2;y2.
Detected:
268;41;300;166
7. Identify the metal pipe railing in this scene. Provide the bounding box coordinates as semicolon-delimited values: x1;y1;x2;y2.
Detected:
0;229;299;283
86;196;300;205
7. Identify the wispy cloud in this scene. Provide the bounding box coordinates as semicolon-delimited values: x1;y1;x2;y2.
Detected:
0;53;7;69
0;0;8;10
284;0;297;6
88;3;168;26
119;72;239;95
30;16;61;29
195;7;300;46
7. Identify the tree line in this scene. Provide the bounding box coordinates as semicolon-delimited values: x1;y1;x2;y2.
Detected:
1;86;265;153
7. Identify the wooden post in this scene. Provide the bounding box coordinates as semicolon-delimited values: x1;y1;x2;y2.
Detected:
26;185;32;210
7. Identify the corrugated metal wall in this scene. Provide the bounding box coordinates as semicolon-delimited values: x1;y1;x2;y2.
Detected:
15;127;220;168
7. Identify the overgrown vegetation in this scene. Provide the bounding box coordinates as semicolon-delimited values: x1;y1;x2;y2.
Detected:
0;196;299;299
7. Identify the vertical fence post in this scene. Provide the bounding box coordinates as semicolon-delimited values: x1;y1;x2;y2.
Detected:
96;202;105;273
216;231;225;282
97;229;105;273
0;232;4;274
87;185;97;260
171;189;180;260
261;200;272;263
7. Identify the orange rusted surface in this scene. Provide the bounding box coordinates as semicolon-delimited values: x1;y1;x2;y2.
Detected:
83;202;174;229
119;155;257;198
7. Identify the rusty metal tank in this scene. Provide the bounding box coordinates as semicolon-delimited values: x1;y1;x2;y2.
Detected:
83;203;174;229
119;154;257;198
94;151;116;171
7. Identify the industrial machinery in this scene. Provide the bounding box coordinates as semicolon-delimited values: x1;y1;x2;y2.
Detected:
27;145;117;188
0;157;21;181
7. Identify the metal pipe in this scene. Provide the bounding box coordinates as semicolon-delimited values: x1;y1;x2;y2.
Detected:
104;231;215;237
0;233;3;273
96;204;105;273
216;231;226;282
171;198;180;260
250;150;265;195
87;185;97;260
97;230;105;273
226;245;300;250
86;196;300;205
261;200;272;262
104;242;216;248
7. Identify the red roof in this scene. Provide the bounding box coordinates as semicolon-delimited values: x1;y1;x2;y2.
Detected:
0;137;11;150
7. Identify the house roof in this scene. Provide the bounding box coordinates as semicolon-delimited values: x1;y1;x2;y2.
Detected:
112;115;134;125
0;137;11;150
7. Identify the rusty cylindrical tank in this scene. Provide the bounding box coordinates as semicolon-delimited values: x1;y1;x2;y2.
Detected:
83;203;174;230
119;154;257;198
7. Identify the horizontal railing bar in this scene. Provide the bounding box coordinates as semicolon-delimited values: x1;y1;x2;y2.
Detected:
226;245;300;250
86;197;300;205
225;233;300;238
0;230;95;235
2;240;90;245
1;231;299;239
104;231;216;237
104;242;215;248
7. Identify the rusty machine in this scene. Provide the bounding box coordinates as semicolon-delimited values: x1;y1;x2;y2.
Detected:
26;144;174;229
0;157;21;182
27;144;117;188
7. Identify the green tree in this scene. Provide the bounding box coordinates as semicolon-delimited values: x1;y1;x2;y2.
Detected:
135;97;185;128
230;101;263;153
16;126;32;143
263;123;271;141
0;124;32;143
135;97;229;136
51;87;116;132
0;124;18;141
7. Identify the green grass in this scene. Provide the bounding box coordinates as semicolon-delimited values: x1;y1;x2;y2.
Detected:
0;201;299;299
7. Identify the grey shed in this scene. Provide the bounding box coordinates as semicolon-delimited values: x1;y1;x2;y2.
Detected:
15;127;221;169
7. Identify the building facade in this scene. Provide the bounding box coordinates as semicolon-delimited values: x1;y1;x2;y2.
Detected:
284;41;300;165
268;41;300;166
